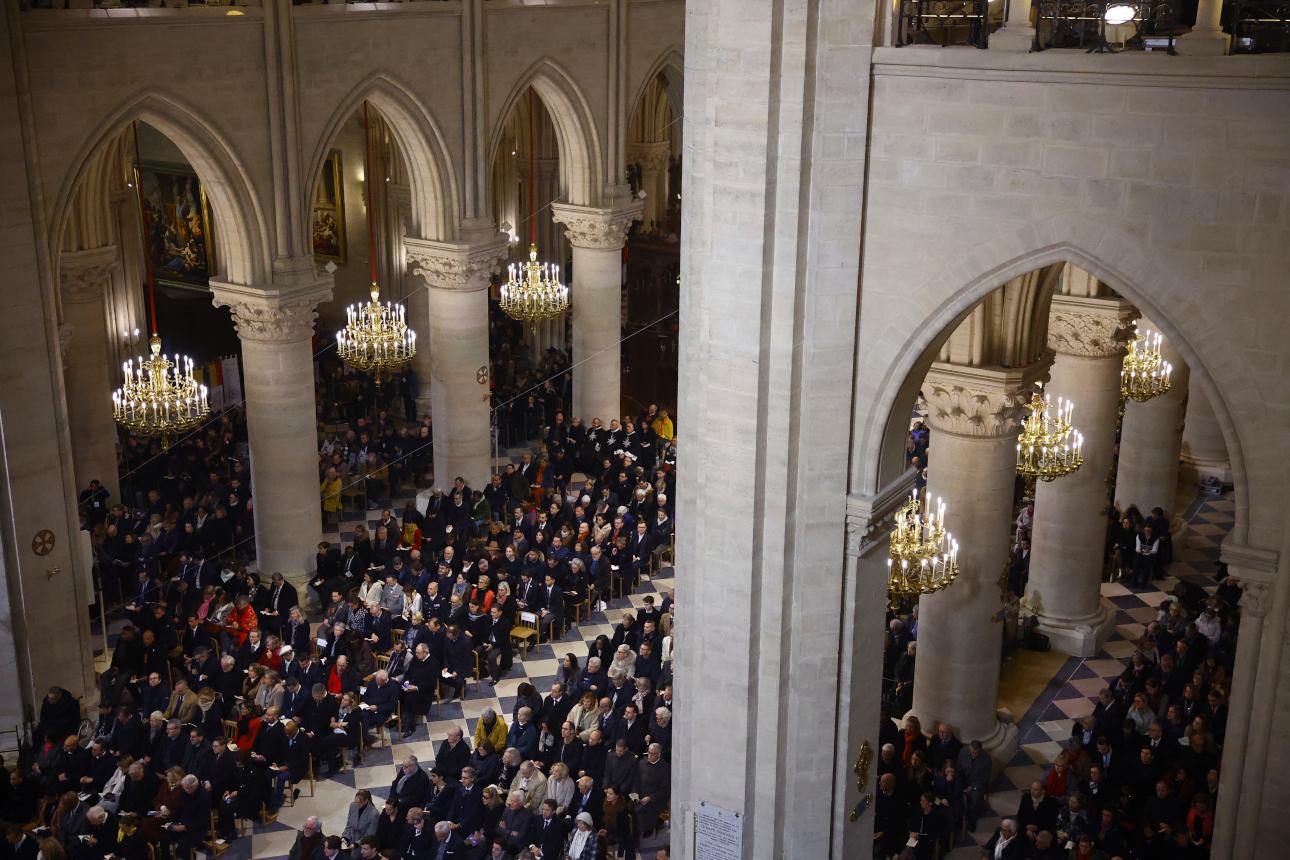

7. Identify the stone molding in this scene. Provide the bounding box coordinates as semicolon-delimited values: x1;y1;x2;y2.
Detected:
922;360;1051;438
551;200;644;250
844;469;919;558
59;245;118;303
1047;294;1136;358
404;235;509;292
210;281;331;344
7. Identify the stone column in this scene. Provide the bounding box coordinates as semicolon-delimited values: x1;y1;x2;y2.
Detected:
551;201;642;426
406;285;434;419
1026;295;1135;656
992;0;1035;51
912;363;1045;761
1177;0;1231;55
60;246;121;502
1180;381;1232;486
405;235;509;489
211;280;330;597
1115;318;1189;527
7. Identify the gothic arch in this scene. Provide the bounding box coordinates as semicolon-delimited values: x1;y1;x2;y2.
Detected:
48;91;270;288
852;216;1251;540
306;73;461;245
629;46;684;129
489;57;604;208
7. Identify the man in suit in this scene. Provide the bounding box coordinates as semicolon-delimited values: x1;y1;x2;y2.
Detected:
538;573;564;639
434;727;471;782
203;735;240;841
400;809;435;859
163;679;199;724
447;766;483;837
390;755;430;819
957;740;992;829
478;605;513;685
400;643;440;738
527;799;569;859
568;775;600;827
428;821;465;859
361;670;400;735
166;775;211;860
926;723;963;771
439;625;474;703
612;704;648;756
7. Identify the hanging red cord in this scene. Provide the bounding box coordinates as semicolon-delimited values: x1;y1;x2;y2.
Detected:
362;101;379;288
528;86;537;246
130;121;160;336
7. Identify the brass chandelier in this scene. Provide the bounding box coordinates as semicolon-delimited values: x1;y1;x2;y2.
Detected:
500;87;569;327
501;244;569;326
1121;322;1172;403
112;121;210;447
1016;386;1084;483
887;490;960;604
337;102;416;380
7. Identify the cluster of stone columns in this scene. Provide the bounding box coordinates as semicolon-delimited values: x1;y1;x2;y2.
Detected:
552;200;643;425
210;276;332;599
1025;292;1136;656
911;362;1046;764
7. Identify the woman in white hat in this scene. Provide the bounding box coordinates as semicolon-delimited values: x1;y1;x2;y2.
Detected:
562;811;598;860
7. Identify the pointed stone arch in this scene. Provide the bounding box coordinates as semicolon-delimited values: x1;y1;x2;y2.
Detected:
489;57;605;208
629;46;684;130
305;73;461;245
853;218;1250;539
48;91;271;288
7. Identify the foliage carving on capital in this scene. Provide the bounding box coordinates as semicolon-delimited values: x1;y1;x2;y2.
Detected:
551;202;644;250
1047;309;1131;358
924;381;1030;438
406;243;507;292
60;246;118;303
1239;580;1272;618
213;294;321;343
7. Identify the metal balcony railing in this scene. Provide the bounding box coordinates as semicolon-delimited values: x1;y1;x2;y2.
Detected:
1033;0;1180;51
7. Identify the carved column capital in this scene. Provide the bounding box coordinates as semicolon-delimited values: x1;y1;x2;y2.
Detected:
923;360;1052;439
405;236;510;292
627;140;671;170
59;245;118;304
1239;580;1272;618
551;200;644;250
210;281;331;344
1047;294;1136;358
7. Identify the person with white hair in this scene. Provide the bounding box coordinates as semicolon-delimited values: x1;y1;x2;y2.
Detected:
288;816;324;860
609;644;636;680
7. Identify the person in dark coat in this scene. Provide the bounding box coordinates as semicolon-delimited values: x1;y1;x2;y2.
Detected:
35;688;81;748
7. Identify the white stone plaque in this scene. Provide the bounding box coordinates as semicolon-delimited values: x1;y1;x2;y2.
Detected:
694;801;742;860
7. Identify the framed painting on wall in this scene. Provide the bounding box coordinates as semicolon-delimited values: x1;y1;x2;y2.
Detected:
139;163;216;290
312;149;346;264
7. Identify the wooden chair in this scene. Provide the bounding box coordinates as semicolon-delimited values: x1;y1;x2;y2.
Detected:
222;719;238;744
570;595;590;625
511;611;540;659
203;811;230;856
342;480;368;515
286;759;316;802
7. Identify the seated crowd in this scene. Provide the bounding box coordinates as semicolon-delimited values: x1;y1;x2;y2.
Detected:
8;354;679;860
874;421;1243;860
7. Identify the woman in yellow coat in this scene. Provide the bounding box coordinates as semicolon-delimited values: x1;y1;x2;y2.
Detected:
320;466;343;525
474;706;509;754
651;409;674;441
